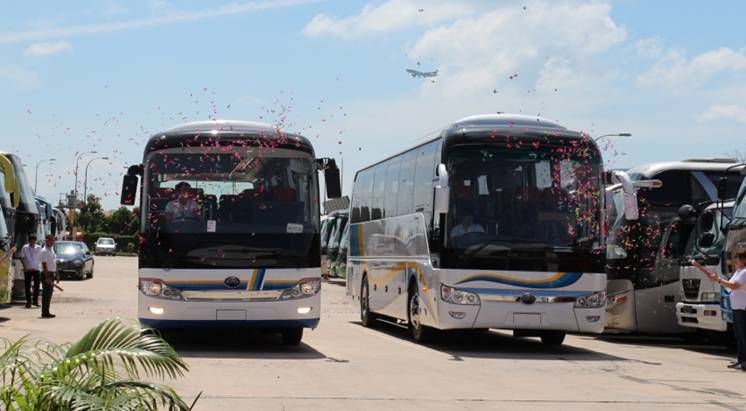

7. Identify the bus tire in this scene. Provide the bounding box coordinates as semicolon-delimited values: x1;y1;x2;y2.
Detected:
281;327;303;346
408;285;433;343
540;331;566;346
360;277;378;328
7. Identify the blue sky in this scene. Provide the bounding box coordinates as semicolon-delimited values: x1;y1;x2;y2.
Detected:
1;0;745;209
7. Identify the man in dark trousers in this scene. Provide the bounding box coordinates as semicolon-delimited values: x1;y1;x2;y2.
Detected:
19;234;42;308
39;234;59;318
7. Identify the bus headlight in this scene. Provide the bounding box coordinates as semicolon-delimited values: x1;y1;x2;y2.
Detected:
441;285;480;305
139;278;184;301
701;292;719;302
575;291;606;309
280;278;321;300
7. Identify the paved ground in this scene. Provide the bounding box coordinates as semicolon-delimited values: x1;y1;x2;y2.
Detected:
1;256;744;410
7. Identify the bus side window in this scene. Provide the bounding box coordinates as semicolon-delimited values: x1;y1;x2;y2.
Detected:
351;172;362;223
372;164;387;220
384;156;402;219
397;150;417;216
413;142;437;227
357;170;374;222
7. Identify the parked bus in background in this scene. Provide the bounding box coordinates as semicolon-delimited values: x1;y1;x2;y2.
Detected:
723;167;746;339
676;200;733;336
121;120;340;345
605;160;744;334
321;210;346;277
325;211;348;278
52;208;67;240
1;153;39;302
347;114;610;345
330;222;350;278
0;153;18;304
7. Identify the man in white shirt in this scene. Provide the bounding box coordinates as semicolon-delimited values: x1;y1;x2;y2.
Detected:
19;234;42;308
694;242;746;371
165;182;202;223
39;234;59;319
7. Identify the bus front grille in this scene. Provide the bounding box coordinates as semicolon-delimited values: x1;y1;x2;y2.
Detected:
682;279;700;300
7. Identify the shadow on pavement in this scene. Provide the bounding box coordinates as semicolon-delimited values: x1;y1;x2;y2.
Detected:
354;320;629;362
597;334;737;360
162;328;327;360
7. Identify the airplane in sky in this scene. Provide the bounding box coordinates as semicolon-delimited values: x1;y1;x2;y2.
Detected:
406;68;438;78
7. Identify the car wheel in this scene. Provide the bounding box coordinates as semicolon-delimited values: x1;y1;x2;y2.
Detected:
78;269;86;281
360;277;378;328
87;264;94;279
281;327;303;345
540;331;566;346
408;285;433;343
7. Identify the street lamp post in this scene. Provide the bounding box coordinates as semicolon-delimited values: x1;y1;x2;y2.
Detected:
83;157;109;202
34;158;56;193
593;133;632;143
70;150;98;239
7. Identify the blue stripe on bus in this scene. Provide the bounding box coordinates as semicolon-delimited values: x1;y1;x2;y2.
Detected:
455;272;583;289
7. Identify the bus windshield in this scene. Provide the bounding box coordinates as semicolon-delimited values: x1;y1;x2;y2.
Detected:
141;146;319;269
444;141;603;270
145;147;317;233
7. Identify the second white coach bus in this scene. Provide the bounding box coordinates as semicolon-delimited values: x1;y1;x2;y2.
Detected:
347;114;608;345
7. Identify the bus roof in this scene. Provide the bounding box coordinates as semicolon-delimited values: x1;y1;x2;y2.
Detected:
144;119;314;156
627;160;743;178
354;113;586;178
450;113;567;131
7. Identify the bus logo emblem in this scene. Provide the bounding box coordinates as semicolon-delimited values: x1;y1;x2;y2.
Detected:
224;276;241;288
520;293;536;305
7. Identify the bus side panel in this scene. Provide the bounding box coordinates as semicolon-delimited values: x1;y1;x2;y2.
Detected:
348;214;430;320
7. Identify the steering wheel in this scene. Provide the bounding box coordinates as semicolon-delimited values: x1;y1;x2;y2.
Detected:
453;231;491;249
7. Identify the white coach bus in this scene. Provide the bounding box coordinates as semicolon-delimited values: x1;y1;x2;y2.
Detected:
346;114;608;345
121;120;340;345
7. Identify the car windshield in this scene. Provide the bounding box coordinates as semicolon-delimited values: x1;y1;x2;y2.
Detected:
55;243;84;255
99;238;114;245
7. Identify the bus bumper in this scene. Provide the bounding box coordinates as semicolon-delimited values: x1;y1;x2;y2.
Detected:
435;301;605;334
138;293;321;329
676;302;727;332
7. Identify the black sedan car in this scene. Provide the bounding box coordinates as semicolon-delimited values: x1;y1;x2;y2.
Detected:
55;241;95;280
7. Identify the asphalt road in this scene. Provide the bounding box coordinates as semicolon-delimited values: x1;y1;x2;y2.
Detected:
1;256;744;410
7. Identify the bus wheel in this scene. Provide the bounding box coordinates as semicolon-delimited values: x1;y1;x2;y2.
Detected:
281;328;303;346
408;287;432;343
540;331;566;346
360;277;377;328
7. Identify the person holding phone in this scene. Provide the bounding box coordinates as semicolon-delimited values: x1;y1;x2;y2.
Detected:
692;243;746;371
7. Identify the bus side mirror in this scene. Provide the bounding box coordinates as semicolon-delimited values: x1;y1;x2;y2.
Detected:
677;204;696;220
325;167;341;199
434;163;449;215
121;174;138;206
716;176;728;200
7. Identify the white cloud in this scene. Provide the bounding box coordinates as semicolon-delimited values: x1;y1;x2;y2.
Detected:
698;104;746;124
408;1;626;95
303;0;474;38
0;0;317;44
634;37;661;58
23;40;72;57
0;66;41;89
637;47;746;89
